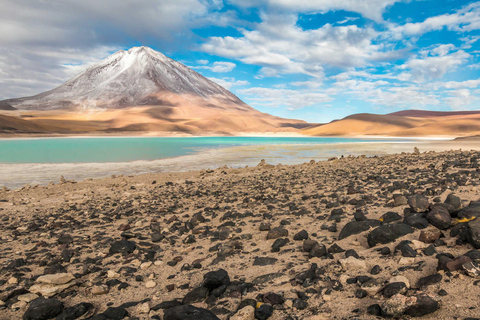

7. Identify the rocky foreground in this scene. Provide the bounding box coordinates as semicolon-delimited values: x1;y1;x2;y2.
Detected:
2;150;480;319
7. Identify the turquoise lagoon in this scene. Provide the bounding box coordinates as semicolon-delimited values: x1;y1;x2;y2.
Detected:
0;136;450;188
0;136;400;164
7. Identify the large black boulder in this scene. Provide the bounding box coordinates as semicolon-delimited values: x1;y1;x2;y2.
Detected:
467;218;480;249
408;194;429;212
404;293;439;317
367;223;414;247
109;239;136;255
404;213;429;229
182;287;209;304
56;302;93;320
338;220;382;240
102;307;128;320
202;269;230;291
254;303;274;320
444;194;461;210
426;205;452;230
457;202;480;220
163;305;220;320
23;297;64;320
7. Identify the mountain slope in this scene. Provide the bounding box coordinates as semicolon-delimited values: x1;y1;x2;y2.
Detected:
302;110;480;137
2;47;250;111
0;47;308;134
0;102;15;110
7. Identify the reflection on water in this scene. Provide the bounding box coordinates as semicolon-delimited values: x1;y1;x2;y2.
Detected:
1;140;477;189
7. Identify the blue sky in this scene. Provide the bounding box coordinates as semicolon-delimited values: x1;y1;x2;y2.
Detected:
1;0;480;122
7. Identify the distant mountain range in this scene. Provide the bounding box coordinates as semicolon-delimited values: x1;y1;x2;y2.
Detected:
0;47;308;134
302;109;480;137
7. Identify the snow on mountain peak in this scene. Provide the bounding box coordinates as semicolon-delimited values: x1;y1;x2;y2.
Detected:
3;46;248;111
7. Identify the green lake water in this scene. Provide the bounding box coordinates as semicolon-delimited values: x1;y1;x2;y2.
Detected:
1;136;450;189
0;136;397;164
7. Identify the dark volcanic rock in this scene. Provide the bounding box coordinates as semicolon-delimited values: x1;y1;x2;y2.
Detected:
293;230;308;241
292;298;308;310
263;292;284;305
419;229;442;243
446;255;472;271
302;239;318;253
458;203;480;220
164;305;220;320
444;194;461;210
464;249;480;260
254;303;274;320
404;293;439;317
338;220;382;240
328;243;345;254
382;282;407;298
151;232;164;242
5;258;26;270
253;257;277;266
109;239;136;255
23;297;64;320
404;213;429;229
271;238;289;252
427;205;452;230
367;223;414;247
393;194;408;207
437;254;454;271
57;234;73;245
417;273;442;288
182;286;209;304
408;194;429;212
151;300;182;311
381;211;402;224
345;249;360;259
367;304;382;316
309;243;327;258
266;227;288;240
203;269;230;291
395;241;417;257
468;219;480;249
56;302;93;320
103;307;128;320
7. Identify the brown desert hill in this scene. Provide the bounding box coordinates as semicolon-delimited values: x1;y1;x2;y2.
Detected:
0;47;308;135
302;110;480;137
388;109;480;117
0;93;310;135
0;114;66;133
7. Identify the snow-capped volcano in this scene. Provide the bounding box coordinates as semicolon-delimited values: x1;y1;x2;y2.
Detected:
2;46;250;111
0;47;309;134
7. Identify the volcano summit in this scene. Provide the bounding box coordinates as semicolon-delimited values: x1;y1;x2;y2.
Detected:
0;47;307;134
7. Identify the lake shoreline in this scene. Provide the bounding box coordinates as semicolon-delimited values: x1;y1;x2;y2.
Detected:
2;139;480;190
0;131;460;140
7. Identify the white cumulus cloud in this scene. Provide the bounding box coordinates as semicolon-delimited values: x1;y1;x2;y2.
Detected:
399;49;469;82
229;0;404;22
202;13;403;78
207;77;249;90
238;87;333;109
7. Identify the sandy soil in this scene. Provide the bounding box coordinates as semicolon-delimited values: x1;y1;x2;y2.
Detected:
2;149;480;319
